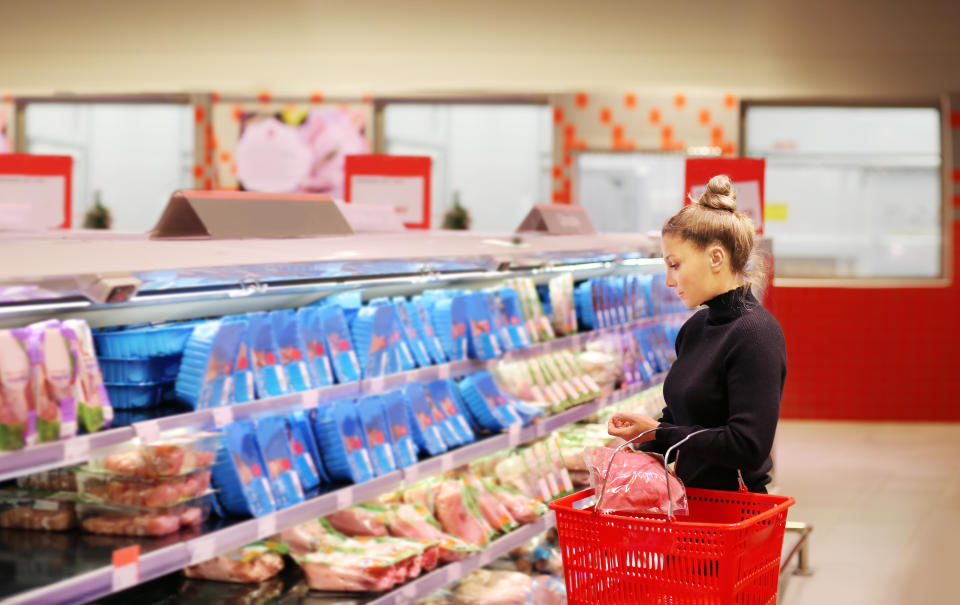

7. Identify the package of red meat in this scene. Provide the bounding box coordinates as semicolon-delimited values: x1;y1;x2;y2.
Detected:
384;503;480;563
89;431;220;478
584;446;688;516
184;541;287;583
0;489;77;531
326;505;388;537
76;492;214;537
75;468;212;507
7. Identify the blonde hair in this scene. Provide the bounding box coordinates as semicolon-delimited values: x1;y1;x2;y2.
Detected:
662;174;764;284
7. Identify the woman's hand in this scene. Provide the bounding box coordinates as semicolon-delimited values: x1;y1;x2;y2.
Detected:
607;412;659;442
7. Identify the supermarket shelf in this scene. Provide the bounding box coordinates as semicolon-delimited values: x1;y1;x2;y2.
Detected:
0;313;684;483
364;510;558;605
0;373;659;605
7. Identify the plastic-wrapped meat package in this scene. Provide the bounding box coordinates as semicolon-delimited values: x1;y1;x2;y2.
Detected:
0;328;35;451
76;468;212;507
279;517;341;556
452;570;534;605
96;432;219;478
433;481;494;547
461;474;516;533
28;321;79;443
326;505;388;537
184;541;287;583
385;503;480;562
584;446;687;516
0;490;77;531
401;478;439;513
81;510;182;536
531;574;567;605
484;481;546;525
298;549;404;593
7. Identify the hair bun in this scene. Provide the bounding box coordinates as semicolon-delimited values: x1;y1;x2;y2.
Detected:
698;174;737;212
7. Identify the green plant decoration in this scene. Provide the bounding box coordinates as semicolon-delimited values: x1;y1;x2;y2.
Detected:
83;190;113;230
442;190;471;230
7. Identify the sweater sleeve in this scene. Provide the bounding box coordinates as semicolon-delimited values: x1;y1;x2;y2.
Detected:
654;317;785;471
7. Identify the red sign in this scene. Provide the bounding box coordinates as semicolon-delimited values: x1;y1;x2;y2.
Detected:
0;153;73;229
684;158;765;234
344;155;431;229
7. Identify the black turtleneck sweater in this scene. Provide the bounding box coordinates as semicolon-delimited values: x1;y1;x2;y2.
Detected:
644;286;786;493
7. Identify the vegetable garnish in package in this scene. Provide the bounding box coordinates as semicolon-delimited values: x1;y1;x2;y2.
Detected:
327;504;389;537
393;298;433;368
483;480;546;525
310;400;374;484
466;292;502;360
211;421;276;517
403;382;448;456
0;328;35;450
433;480;494;547
246;312;290;398
184;541;288;583
62;320;113;433
0;489;77;531
28;321;78;443
381;389;418;468
425;379;475;445
287;411;332;486
296;307;335;389
271;413;321;492
316;306;362;383
270;309;313;393
461;472;517;533
254;416;305;508
584;446;688;516
408;299;447;365
176;319;245;409
357;395;397;476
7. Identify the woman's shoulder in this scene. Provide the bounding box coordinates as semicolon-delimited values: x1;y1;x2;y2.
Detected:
737;303;785;345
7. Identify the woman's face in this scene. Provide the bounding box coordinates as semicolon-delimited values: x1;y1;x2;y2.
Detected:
662;234;718;309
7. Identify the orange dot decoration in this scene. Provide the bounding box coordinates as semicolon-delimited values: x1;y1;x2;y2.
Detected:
624;93;637;109
674;94;686;109
211;92;221;102
193;165;204;179
564;154;572;167
698;109;711;125
648;108;661;125
256;91;272;103
552;165;563;179
194;106;205;124
220;151;232;164
362;92;373;104
952;169;960;183
310;91;325;104
232;104;245;122
575;92;589;109
711;126;724;146
722;141;737;155
724;94;737;109
553;107;564;124
600;107;612;125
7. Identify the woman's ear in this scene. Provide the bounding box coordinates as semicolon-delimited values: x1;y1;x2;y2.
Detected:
709;245;726;272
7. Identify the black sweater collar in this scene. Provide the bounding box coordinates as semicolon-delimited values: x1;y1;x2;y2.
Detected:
703;285;755;324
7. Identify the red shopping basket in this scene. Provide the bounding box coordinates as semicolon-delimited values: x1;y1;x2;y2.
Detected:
550;486;794;605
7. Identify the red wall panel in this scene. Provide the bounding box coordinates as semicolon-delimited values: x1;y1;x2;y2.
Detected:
774;223;960;421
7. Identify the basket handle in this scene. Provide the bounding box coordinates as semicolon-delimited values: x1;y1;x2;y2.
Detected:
594;426;713;520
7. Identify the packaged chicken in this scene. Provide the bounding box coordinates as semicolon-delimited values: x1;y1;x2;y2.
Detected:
0;327;34;450
278;517;341;556
384;503;480;562
584;446;687;516
401;477;441;514
0;489;77;531
184;541;287;583
92;431;220;478
484;481;546;525
28;321;79;443
326;505;389;537
16;468;77;492
75;467;212;507
452;570;534;605
461;473;517;533
77;493;213;537
433;480;494;547
297;549;406;593
62;319;113;433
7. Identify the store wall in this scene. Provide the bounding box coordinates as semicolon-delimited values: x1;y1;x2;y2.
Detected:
774;96;960;421
1;1;959;98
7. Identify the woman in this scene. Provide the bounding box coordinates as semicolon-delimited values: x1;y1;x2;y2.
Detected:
608;175;786;493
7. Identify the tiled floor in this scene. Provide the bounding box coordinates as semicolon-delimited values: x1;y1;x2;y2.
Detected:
774;420;960;605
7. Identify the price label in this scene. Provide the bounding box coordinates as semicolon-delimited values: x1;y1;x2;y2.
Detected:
189;538;217;565
507;423;522;447
437;364;451;380
302;390;320;410
62;437;90;465
444;562;464;583
257;515;277;539
111;545;140;592
368;377;386;393
212;406;233;428
336;489;352;510
133;421;160;444
403;464;420;484
441;455;455;473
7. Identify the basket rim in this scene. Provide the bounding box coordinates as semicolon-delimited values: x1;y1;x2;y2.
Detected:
548;487;795;530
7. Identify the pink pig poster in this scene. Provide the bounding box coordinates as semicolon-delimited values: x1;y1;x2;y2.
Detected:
234;106;369;199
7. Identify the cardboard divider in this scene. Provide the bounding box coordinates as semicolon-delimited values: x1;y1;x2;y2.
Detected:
151;190;354;239
516;204;597;235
